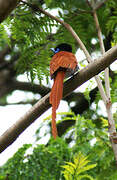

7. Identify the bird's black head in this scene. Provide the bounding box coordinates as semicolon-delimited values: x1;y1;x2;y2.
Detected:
55;43;72;52
51;43;72;54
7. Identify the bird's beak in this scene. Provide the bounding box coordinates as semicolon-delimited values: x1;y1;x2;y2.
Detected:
50;48;55;53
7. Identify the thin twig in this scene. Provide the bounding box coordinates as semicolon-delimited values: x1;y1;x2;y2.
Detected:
93;11;110;99
94;0;109;11
72;8;92;15
93;12;105;54
86;0;91;8
86;0;108;10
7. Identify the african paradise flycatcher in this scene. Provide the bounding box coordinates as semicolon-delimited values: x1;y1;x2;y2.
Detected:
50;43;78;139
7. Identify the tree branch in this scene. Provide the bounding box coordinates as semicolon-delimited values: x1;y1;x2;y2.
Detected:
10;80;50;96
86;0;108;10
0;80;50;99
0;45;117;153
94;0;109;11
93;3;110;99
88;1;117;163
93;10;111;98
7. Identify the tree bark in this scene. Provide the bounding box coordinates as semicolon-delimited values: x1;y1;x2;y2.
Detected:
0;45;117;153
0;0;20;23
11;80;50;96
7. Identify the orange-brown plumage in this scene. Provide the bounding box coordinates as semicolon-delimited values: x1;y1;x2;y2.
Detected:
50;51;77;77
49;44;78;139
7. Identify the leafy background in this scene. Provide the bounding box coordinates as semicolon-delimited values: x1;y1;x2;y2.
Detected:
0;0;117;179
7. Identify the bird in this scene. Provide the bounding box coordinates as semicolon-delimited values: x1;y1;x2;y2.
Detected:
49;43;78;139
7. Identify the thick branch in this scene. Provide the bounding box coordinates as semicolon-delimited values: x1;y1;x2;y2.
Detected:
0;80;50;99
10;80;50;96
0;45;117;153
0;0;20;23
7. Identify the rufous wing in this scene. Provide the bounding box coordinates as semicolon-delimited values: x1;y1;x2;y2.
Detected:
50;51;77;78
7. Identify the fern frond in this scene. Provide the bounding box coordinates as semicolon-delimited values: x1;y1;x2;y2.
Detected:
62;152;96;180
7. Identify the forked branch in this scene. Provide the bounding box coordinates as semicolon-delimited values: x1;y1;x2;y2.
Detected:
87;0;117;164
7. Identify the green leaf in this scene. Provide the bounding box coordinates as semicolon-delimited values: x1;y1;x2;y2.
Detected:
45;0;52;6
61;165;74;175
62;152;96;180
78;174;94;180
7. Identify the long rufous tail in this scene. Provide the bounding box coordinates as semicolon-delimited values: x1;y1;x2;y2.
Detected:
50;71;65;139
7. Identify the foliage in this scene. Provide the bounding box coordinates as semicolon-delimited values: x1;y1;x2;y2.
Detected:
0;111;117;179
0;139;71;179
62;152;96;180
0;24;10;49
8;4;53;82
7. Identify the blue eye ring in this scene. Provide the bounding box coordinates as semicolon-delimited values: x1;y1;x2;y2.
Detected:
55;48;60;53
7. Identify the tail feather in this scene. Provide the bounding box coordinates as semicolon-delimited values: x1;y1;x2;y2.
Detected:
50;71;65;138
